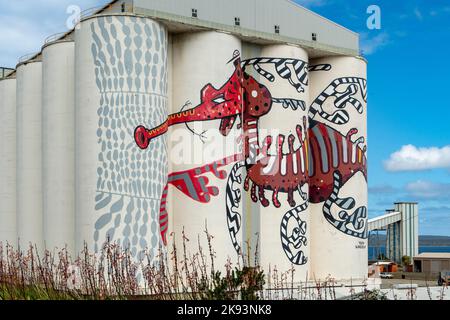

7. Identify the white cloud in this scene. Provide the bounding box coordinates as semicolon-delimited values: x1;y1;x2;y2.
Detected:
384;145;450;172
414;7;423;21
360;32;390;55
405;180;450;199
431;6;450;16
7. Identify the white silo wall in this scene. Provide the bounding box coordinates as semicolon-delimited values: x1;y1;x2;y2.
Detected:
244;44;310;280
16;61;43;251
165;34;174;250
309;56;368;280
239;42;262;268
170;31;242;269
75;15;169;260
42;40;75;254
0;78;17;246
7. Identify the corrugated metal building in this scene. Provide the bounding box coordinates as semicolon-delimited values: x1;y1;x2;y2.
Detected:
414;253;450;276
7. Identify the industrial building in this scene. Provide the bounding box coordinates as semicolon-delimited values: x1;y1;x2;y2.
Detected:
0;0;368;283
368;202;419;264
414;253;450;277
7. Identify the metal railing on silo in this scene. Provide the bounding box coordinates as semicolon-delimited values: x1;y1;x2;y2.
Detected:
0;67;14;79
18;53;40;65
80;1;133;20
44;32;74;45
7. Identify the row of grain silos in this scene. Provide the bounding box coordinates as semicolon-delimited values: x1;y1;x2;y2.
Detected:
0;12;367;282
152;28;368;281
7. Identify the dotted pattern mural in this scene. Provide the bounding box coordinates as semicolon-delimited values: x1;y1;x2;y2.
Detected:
90;15;168;259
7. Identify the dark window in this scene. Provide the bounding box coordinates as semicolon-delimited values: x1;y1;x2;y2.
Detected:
275;25;280;34
121;3;126;12
192;8;198;18
235;17;240;26
312;33;317;41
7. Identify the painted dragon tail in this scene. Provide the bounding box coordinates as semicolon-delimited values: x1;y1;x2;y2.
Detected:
280;201;308;265
225;162;244;255
322;171;368;239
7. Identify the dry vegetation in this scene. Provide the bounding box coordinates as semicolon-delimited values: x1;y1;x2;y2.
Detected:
0;227;388;300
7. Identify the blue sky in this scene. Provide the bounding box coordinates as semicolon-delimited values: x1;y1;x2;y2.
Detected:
296;0;450;236
1;0;449;235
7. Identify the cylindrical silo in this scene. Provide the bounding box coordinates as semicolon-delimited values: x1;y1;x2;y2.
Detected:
170;31;242;269
75;14;169;260
0;77;17;246
241;44;310;281
42;37;75;254
239;43;262;267
309;56;368;281
16;56;43;251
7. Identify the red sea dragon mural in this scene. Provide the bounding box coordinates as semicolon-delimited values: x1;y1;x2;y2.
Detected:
134;51;367;262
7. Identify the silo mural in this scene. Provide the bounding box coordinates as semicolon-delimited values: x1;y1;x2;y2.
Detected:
239;44;311;276
16;59;44;251
0;78;17;246
309;56;368;280
0;5;370;284
134;42;321;276
149;31;243;268
42;39;75;254
75;14;169;259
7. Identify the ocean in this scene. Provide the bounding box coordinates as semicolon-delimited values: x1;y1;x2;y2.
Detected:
368;246;450;260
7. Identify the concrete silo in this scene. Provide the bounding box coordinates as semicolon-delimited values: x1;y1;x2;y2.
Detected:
169;31;242;268
16;56;43;251
42;36;75;254
242;44;311;279
75;14;169;259
0;77;17;246
308;56;368;280
394;202;419;259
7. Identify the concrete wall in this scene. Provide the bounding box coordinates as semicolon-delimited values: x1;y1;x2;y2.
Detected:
170;31;243;268
0;78;17;246
240;42;262;266
309;56;368;280
42;40;75;253
74;14;169;258
250;44;310;279
16;60;43;251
